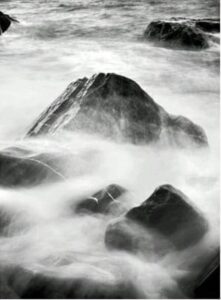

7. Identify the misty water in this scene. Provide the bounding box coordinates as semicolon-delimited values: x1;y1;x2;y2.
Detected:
0;0;220;298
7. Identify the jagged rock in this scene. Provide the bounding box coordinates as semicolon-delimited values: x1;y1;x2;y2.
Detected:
0;147;64;187
75;184;126;214
144;20;209;49
0;11;19;34
27;73;208;147
0;264;143;299
105;185;209;252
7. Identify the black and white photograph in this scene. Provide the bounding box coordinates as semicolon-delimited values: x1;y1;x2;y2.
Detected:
0;0;220;299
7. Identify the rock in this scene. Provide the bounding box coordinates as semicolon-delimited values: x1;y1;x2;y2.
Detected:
195;19;220;33
0;264;143;299
75;184;126;214
194;251;220;299
144;20;209;49
0;209;11;235
105;219;140;252
0;11;19;34
105;185;208;252
0;147;64;187
27;73;208;147
165;115;208;147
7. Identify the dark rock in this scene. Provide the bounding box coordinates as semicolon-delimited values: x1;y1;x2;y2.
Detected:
144;20;209;49
0;264;143;299
194;251;220;299
105;219;140;252
75;184;126;214
27;73;208;147
105;185;209;252
195;19;220;33
75;198;99;214
165;115;208;147
0;147;64;187
0;11;19;34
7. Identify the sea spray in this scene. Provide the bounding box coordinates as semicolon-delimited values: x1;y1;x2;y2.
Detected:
0;131;219;297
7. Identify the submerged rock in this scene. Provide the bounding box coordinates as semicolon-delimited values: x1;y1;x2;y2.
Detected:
105;185;208;252
27;73;208;147
0;147;64;187
0;265;143;299
75;184;126;214
0;209;11;235
144;20;209;49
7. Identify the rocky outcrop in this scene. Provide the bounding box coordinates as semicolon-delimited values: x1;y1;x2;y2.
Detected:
105;185;209;252
0;11;19;34
27;73;208;147
75;184;126;214
144;18;220;49
0;264;143;299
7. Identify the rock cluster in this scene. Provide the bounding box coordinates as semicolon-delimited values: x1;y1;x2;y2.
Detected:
0;73;215;298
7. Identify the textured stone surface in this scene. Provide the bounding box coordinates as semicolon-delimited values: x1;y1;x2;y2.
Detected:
75;184;126;214
27;73;208;147
105;185;209;251
144;20;209;49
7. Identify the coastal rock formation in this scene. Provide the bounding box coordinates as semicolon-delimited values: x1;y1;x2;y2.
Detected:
144;18;220;49
75;184;126;214
27;73;208;147
0;11;19;34
105;185;209;252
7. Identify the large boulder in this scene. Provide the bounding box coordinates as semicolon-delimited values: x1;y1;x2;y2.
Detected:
27;73;208;147
75;184;127;215
144;20;209;49
105;185;209;252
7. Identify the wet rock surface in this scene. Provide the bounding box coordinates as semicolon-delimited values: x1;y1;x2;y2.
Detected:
144;18;220;49
27;73;208;147
0;147;66;187
194;251;220;299
195;18;220;33
105;185;209;252
75;184;126;214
